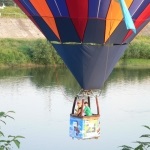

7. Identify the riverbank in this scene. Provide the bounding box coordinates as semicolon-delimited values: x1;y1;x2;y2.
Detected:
1;59;149;69
116;59;150;68
0;37;150;68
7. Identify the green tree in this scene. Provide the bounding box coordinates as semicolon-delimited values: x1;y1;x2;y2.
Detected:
28;40;63;65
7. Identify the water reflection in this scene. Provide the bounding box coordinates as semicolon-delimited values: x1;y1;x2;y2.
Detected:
0;67;149;95
101;68;150;96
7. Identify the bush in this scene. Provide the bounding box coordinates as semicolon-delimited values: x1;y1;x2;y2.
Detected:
0;49;29;65
26;40;63;65
0;111;24;150
123;36;150;59
120;125;150;150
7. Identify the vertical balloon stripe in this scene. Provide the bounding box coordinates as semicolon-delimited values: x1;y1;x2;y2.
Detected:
89;0;101;18
46;0;69;17
123;4;150;42
128;0;144;16
66;0;88;41
20;0;39;16
124;19;150;43
30;0;60;40
55;18;80;42
83;19;105;43
105;21;128;44
105;0;122;42
132;0;149;19
97;0;102;18
98;0;111;18
105;0;133;42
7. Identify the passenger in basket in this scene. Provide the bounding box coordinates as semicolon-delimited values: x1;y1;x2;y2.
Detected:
84;101;92;116
75;101;82;116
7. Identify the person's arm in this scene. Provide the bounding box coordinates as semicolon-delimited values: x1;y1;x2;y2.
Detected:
77;107;83;116
84;107;87;115
78;109;82;114
75;108;77;112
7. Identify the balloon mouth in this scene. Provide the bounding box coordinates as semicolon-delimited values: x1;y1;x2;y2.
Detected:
51;41;128;46
76;89;102;98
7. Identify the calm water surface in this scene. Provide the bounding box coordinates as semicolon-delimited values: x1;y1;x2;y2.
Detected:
0;67;150;150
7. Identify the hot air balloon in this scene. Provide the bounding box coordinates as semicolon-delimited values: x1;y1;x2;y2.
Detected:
13;0;150;139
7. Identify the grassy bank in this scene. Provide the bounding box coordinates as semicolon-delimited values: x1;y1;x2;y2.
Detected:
0;36;150;68
0;38;63;67
0;6;26;18
117;59;150;68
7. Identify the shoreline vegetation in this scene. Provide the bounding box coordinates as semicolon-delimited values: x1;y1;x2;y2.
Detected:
0;36;150;68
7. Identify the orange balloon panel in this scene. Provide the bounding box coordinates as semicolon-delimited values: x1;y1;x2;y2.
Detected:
105;0;133;42
30;0;60;40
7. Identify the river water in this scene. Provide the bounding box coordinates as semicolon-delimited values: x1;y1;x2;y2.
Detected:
0;67;150;150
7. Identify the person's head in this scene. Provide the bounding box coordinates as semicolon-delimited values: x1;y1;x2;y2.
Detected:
84;101;88;106
77;101;81;107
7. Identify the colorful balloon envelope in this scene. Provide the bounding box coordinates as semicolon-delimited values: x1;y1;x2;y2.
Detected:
14;0;150;90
